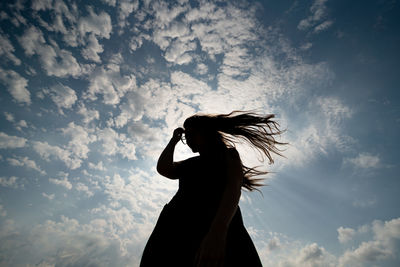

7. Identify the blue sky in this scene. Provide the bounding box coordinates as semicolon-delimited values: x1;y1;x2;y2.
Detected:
0;0;399;266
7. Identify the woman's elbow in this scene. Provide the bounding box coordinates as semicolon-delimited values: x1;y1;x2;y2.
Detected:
157;166;176;179
156;165;168;176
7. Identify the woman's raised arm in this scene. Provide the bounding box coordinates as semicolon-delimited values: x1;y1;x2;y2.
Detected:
156;128;184;179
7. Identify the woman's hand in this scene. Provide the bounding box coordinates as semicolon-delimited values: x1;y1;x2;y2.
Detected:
172;127;184;143
194;229;227;267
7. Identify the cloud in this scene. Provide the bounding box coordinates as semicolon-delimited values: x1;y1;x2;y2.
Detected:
0;176;19;189
296;243;331;266
96;127;137;160
151;1;188;29
267;236;281;251
21;168;172;265
49;174;72;190
164;38;197;65
4;112;14;122
18;26;84;78
77;102;100;124
338;227;356;243
0;132;27;149
17;25;45;56
257;232;337;267
32;141;82;169
195;62;208;75
31;0;53;11
101;0;116;7
84;54;137;105
187;2;258;59
98;168;178;238
32;0;74;36
338;218;400;267
42;192;55;200
298;0;333;33
314;20;334;33
134;78;190;124
116;0;139;28
41;83;78;113
15;120;28;131
3;112;29;131
61;122;96;159
145;0;260;66
0;69;30;105
7;156;46;175
284;96;354;167
0;33;21;65
344;153;381;169
81;33;104;62
78;7;112;39
114;91;146;128
316;97;353;122
76;182;94;197
88;161;105;171
0;215;136;266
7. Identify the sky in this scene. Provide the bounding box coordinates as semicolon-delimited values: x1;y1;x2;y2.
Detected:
0;0;399;266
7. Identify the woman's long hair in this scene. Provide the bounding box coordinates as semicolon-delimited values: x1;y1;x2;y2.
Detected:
183;111;287;192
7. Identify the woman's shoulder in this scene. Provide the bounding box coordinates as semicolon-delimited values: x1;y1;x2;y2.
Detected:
174;155;200;176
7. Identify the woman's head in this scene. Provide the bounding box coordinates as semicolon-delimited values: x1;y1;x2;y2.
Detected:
182;111;287;191
183;115;224;153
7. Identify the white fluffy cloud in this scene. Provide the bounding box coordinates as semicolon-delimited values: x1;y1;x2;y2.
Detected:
0;69;30;104
81;33;104;62
187;2;258;59
257;217;400;266
338;226;356;243
84;55;137;105
284;243;335;267
77;7;112;62
0;215;136;266
338;218;400;267
76;182;94;197
18;26;83;78
0;33;21;65
78;7;112;39
49;173;72;190
32;141;82;169
40;83;78;112
61;122;96;159
7;156;46;175
114;91;146;128
257;233;336;267
0;132;27;149
88;161;105;171
77;102;100;124
96;127;137;160
116;0;139;28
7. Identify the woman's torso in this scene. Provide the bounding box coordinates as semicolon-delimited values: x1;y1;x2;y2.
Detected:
167;154;228;231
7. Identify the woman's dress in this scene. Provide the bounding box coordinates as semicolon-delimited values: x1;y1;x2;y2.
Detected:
140;151;263;267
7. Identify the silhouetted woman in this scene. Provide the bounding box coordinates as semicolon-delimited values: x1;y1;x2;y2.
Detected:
140;111;285;267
